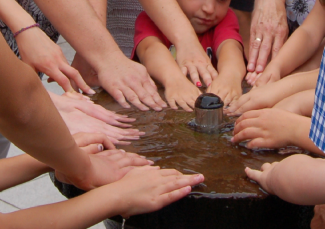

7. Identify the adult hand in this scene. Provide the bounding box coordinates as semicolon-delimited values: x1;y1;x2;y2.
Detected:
109;166;205;218
55;132;153;190
175;37;218;87
92;52;167;111
49;91;144;145
231;108;298;149
246;0;288;77
244;163;277;194
15;28;95;95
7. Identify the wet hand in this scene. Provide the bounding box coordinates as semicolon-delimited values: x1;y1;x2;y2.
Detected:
207;76;242;107
56;148;154;190
231;108;295;149
97;53;167;111
165;78;201;112
245;163;277;194
176;38;218;87
49;92;144;145
110;166;204;218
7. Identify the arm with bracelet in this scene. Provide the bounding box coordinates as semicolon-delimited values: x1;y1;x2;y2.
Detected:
0;0;93;94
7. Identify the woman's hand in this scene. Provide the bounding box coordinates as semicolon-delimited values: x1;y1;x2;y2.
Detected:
15;28;95;94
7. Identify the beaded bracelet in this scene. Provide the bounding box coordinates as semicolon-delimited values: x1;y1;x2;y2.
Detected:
13;23;40;38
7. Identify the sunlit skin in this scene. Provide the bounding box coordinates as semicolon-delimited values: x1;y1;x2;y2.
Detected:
177;0;230;35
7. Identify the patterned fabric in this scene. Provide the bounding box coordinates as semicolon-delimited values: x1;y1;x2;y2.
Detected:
310;47;325;152
0;0;59;57
286;0;316;35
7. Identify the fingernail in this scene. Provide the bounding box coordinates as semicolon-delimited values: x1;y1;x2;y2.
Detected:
88;88;96;95
147;160;154;165
208;83;211;87
256;65;263;72
247;63;254;70
83;95;91;100
119;149;126;152
194;174;204;181
184;186;191;192
140;155;146;158
196;82;202;87
98;144;103;151
230;137;234;142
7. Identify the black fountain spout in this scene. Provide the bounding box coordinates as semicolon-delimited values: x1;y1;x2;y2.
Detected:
188;93;224;134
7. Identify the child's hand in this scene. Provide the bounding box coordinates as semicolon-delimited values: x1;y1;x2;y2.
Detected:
165;78;201;112
253;64;281;87
207;75;242;107
244;163;277;194
231;108;298;149
225;82;281;116
110;166;204;218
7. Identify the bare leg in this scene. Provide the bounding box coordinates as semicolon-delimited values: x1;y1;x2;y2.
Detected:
311;205;325;229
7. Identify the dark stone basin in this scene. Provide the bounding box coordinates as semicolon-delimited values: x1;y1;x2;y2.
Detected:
51;88;314;229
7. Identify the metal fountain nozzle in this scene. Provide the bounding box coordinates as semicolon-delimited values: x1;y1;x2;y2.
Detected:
188;93;224;134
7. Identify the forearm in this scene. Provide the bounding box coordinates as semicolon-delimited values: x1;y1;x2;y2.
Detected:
0;154;51;191
0;36;90;182
217;40;246;81
1;184;122;229
267;154;325;205
138;0;197;48
0;0;36;31
33;0;121;73
270;29;322;77
288;116;324;156
137;38;185;86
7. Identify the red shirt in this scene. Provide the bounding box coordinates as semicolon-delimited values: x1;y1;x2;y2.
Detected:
131;9;243;66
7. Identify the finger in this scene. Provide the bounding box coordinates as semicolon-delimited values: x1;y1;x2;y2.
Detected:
117;156;153;168
207;64;218;80
247;36;262;72
247;71;258;85
187;65;202;87
225;95;251;115
271;28;287;60
255;35;272;73
197;65;213;87
97;149;127;157
251;73;262;86
176;99;193;112
255;73;270;87
261;163;272;171
167;98;178;110
245;167;263;182
63;91;91;101
121;86;150;111
181;66;188;76
159;168;183;176
141;80;167;111
50;69;76;93
162;174;204;193
74;132;116;149
60;64;95;95
80;143;104;154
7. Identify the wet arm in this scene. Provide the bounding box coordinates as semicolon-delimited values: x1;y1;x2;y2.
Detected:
0;155;50;191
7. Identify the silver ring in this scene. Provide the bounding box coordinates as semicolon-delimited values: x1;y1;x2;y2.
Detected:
255;37;262;42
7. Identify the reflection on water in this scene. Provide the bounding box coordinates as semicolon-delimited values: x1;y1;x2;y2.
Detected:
92;89;306;198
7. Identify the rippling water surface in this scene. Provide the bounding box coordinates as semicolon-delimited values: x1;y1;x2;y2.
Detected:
93;90;305;198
